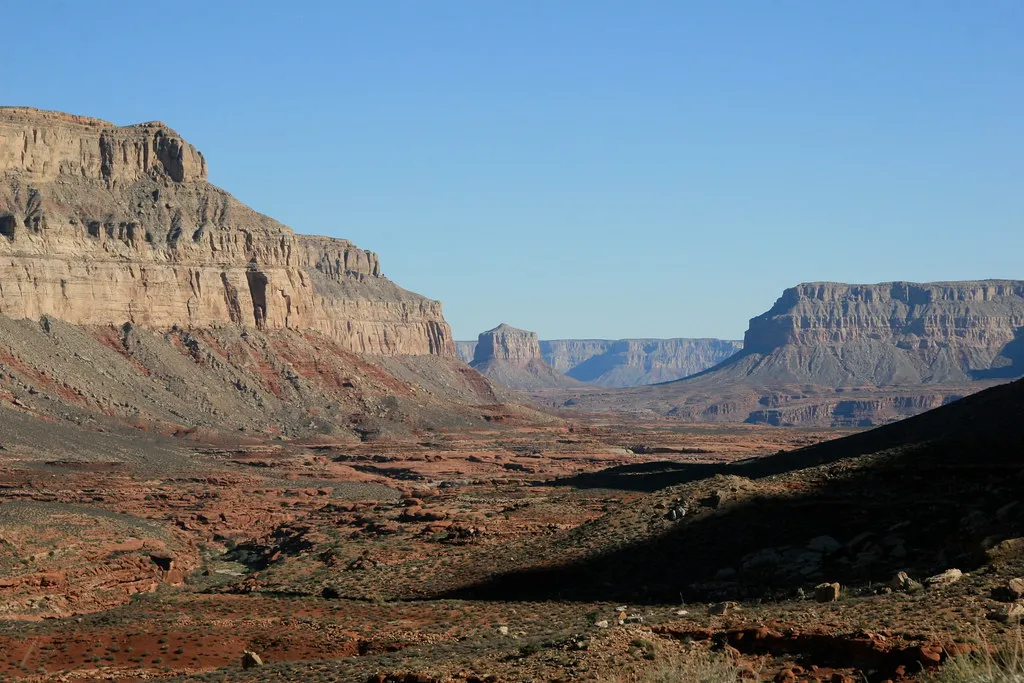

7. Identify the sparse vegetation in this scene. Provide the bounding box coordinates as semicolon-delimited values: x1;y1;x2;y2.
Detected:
933;628;1024;683
608;648;749;683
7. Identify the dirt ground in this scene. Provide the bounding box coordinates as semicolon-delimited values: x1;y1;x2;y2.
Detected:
0;398;1021;682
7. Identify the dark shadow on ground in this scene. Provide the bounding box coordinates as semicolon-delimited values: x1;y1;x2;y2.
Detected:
444;379;1024;605
550;377;1024;492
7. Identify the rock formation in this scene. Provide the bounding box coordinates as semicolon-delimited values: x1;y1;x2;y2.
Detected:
735;281;1024;384
540;338;743;387
0;107;453;356
0;108;531;438
550;281;1024;426
460;337;743;386
468;324;581;390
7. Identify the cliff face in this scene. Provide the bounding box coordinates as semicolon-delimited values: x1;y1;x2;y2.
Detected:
455;341;477;363
0;107;453;356
473;324;543;365
738;281;1024;384
550;281;1024;427
469;324;581;390
540;338;743;387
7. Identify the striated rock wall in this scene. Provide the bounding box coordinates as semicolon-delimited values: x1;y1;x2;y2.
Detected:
540;338;743;387
473;324;543;365
460;335;743;386
740;281;1024;383
468;324;580;390
0;107;207;185
548;281;1024;426
0;107;453;356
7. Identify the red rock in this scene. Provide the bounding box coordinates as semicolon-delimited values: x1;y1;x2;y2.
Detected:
916;645;943;666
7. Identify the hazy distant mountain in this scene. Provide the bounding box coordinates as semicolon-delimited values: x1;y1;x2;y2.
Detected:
458;336;742;388
540;338;743;387
555;280;1024;426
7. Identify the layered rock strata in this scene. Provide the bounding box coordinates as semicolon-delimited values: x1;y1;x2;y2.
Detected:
0;107;453;356
469;324;581;390
737;281;1024;384
460;337;743;387
540;338;743;387
548;281;1024;426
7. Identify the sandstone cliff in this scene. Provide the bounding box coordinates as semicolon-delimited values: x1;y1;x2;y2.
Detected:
540;338;743;387
734;281;1024;384
469;324;581;390
0;107;453;356
547;281;1024;426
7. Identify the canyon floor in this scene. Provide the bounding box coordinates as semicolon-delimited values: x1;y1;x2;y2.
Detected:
1;385;1023;683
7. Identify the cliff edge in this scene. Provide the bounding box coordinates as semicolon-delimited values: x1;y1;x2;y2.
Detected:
0;107;453;356
550;280;1024;426
469;324;582;390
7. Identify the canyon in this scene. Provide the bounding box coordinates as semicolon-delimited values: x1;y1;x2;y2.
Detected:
0;108;1022;683
543;280;1024;426
458;337;743;387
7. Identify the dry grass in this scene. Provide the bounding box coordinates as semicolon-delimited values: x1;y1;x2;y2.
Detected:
608;648;749;683
933;626;1024;683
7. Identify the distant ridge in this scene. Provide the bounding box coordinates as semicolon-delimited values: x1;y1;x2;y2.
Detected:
550;280;1024;426
457;337;742;387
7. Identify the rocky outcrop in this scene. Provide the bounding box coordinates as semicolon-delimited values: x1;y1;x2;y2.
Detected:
0;107;453;356
549;281;1024;426
474;324;544;365
455;341;477;363
469;324;581;390
540;338;743;387
738;281;1024;383
460;337;743;386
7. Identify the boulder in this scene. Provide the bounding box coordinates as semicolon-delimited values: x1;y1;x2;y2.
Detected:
924;568;963;587
993;578;1024;602
814;582;841;602
988;602;1024;624
241;650;263;669
890;571;920;592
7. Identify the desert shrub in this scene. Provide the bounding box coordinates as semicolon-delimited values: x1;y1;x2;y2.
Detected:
937;634;1024;679
636;649;747;683
933;628;1024;683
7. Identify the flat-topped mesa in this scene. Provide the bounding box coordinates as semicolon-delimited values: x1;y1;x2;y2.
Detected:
470;324;581;390
473;323;543;365
741;280;1024;383
540;338;744;387
0;107;453;357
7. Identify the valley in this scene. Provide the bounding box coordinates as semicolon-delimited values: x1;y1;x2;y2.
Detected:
0;107;1021;682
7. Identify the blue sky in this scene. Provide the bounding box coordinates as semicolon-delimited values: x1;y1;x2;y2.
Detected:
3;1;1021;340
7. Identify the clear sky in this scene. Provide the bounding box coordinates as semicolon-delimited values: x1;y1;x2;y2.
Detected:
3;1;1021;340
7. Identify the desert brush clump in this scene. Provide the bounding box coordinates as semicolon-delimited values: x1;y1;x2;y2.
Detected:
932;627;1024;683
606;647;749;683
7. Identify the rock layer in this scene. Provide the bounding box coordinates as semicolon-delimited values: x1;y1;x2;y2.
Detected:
739;281;1024;383
469;324;581;390
548;281;1024;426
460;337;744;387
540;338;743;387
0;107;453;356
